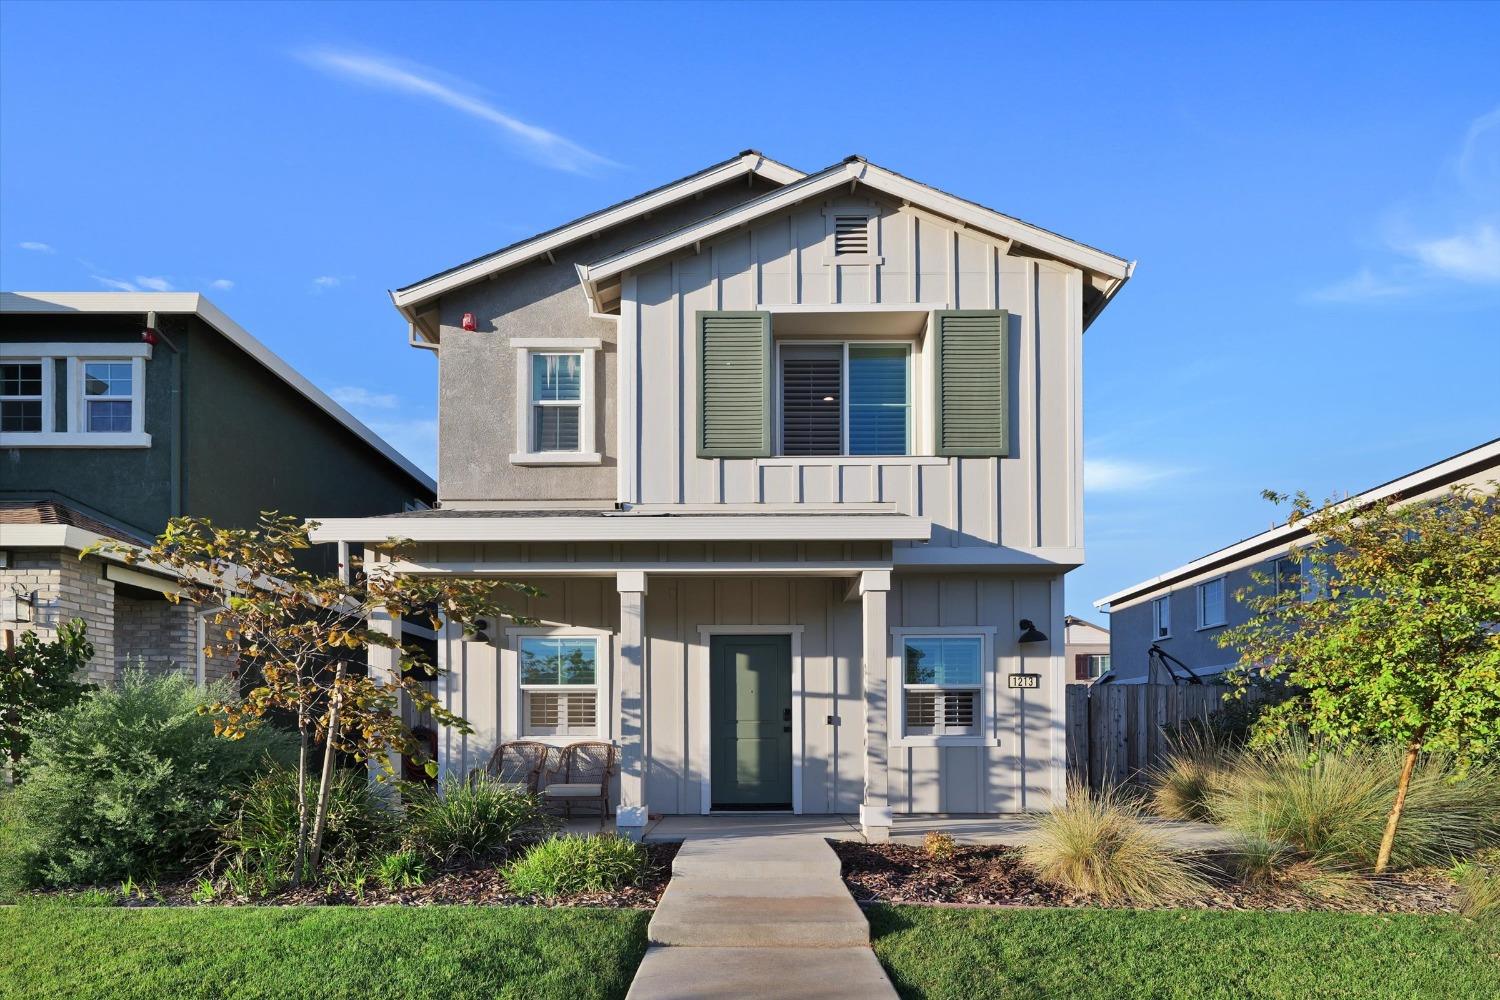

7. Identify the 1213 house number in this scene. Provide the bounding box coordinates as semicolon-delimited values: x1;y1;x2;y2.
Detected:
1007;673;1041;689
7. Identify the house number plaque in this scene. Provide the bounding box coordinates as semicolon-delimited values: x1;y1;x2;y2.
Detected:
1007;673;1041;689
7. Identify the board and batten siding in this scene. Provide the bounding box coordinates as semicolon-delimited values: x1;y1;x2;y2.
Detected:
434;569;1062;815
620;192;1083;555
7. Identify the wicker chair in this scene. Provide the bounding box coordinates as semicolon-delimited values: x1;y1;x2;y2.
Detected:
474;740;554;794
541;741;617;826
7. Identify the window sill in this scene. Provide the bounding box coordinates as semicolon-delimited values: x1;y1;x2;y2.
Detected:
892;736;1000;749
0;431;151;449
758;455;949;467
822;255;885;267
510;452;602;466
518;734;613;747
1196;623;1227;632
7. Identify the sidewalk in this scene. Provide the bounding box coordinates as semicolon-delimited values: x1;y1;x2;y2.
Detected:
626;832;896;1000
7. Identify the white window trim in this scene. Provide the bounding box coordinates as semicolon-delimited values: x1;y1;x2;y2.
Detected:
774;339;915;458
890;626;998;748
509;338;600;465
1152;596;1172;640
505;625;612;745
1196;576;1228;630
820;205;885;267
0;343;152;448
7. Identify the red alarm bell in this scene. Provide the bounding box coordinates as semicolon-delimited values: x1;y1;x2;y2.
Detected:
461;312;477;331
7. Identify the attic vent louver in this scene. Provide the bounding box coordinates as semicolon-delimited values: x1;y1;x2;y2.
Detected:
833;215;871;256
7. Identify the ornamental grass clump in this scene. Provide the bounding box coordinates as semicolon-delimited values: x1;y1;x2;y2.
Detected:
403;776;552;864
1020;786;1207;906
503;834;646;899
1150;725;1230;823
1452;850;1500;922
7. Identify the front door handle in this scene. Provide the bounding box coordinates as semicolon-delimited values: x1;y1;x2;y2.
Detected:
783;708;792;722
783;725;792;733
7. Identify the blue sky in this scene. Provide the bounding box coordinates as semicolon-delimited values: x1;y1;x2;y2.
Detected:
2;1;1496;621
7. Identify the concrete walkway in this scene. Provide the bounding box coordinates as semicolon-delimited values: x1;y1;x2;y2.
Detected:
626;831;897;1000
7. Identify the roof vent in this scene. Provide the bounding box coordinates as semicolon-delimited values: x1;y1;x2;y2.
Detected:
833;215;871;256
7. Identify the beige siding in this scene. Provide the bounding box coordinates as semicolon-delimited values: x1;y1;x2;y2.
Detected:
621;192;1083;556
436;561;1064;815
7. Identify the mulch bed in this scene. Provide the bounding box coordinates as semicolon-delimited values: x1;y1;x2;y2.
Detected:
28;842;681;911
831;841;1461;914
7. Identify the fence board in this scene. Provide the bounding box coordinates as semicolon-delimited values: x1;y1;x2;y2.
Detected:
1064;683;1232;792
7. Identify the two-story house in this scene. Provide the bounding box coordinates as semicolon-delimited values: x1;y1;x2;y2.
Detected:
309;151;1133;839
1094;438;1500;684
1;291;435;684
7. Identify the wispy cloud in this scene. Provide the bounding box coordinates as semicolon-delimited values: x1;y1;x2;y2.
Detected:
1085;458;1180;494
1311;107;1500;302
298;48;616;175
331;385;400;410
93;275;139;292
18;241;55;253
209;278;235;291
135;275;174;292
311;275;342;291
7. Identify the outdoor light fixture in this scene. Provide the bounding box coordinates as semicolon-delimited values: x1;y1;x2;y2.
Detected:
1017;619;1048;644
461;312;478;331
463;618;491;643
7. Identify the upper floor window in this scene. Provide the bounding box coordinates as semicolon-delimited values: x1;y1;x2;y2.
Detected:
1197;577;1227;629
1;361;45;432
1075;653;1111;681
778;342;910;457
0;343;150;448
509;338;600;466
1273;556;1300;599
1152;596;1171;639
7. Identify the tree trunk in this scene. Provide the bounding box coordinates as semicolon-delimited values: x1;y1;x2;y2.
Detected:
290;697;311;889
1375;737;1423;874
307;660;347;876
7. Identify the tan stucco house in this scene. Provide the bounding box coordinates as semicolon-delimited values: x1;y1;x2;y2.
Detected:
310;151;1133;839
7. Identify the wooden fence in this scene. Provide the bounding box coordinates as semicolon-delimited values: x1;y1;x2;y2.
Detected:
1064;683;1233;791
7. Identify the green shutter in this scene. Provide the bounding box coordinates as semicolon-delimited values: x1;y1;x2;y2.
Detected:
935;309;1010;457
697;311;771;458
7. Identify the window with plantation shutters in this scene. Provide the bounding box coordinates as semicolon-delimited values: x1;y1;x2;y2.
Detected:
519;635;603;738
935;310;1010;457
900;635;983;738
697;311;771;458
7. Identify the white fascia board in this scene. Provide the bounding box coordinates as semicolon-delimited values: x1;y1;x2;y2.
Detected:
894;545;1084;571
1;292;435;493
0;524;106;552
307;513;931;544
580;160;1132;293
1094;438;1500;611
389;152;805;314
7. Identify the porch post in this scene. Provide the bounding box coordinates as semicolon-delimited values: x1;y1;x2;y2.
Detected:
859;569;892;841
615;570;649;838
367;552;403;785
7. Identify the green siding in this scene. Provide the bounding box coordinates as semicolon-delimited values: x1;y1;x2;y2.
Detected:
696;311;771;458
934;310;1010;457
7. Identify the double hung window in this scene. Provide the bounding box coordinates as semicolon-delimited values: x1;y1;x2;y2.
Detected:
0;362;44;432
530;353;582;452
519;635;601;738
900;634;982;739
1197;577;1227;629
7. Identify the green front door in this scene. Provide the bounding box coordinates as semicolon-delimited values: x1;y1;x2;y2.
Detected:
709;634;793;809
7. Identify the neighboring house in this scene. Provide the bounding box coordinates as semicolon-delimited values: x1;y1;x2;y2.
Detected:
1063;615;1110;683
1094;438;1500;684
309;150;1134;839
0;291;435;685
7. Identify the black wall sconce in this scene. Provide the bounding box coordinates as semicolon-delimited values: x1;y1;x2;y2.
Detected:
1017;619;1048;644
463;618;491;643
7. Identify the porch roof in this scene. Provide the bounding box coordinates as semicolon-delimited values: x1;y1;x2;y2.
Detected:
307;508;932;544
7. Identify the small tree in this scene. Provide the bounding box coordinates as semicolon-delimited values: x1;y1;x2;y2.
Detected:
1220;483;1500;872
1;619;95;772
89;513;536;884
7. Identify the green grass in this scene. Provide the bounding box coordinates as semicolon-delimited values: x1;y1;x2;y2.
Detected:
868;905;1500;1000
0;904;649;1000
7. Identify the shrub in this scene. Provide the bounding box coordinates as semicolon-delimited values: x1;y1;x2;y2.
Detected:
1453;849;1500;922
1226;833;1369;903
0;789;35;902
1;671;296;888
923;831;957;861
1207;736;1500;870
1020;786;1208;906
1149;725;1230;822
503;834;646;898
215;765;396;895
374;848;430;890
403;776;552;864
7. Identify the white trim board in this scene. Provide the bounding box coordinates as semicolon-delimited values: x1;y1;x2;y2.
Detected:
308;513;932;544
693;625;806;815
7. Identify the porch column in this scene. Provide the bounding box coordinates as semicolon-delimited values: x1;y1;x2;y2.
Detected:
859;569;892;841
615;571;649;838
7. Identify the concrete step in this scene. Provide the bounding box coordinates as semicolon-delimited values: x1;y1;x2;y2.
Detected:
669;835;844;881
648;882;870;949
626;946;896;1000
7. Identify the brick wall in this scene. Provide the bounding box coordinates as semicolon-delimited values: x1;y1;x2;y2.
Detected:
2;548;116;685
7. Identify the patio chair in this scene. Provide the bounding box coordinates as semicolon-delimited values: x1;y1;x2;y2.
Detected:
473;740;554;794
541;741;617;827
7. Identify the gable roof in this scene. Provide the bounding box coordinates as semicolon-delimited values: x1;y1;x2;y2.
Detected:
390;150;804;327
577;155;1135;327
1;291;434;492
1093;437;1500;613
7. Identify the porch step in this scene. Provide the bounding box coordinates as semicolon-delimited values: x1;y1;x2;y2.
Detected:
627;946;894;1000
668;835;844;881
648;879;869;948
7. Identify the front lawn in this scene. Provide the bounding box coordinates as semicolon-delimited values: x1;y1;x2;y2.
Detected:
0;904;649;1000
868;905;1500;1000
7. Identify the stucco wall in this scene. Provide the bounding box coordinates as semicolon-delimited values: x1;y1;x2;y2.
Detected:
1108;561;1268;681
432;176;783;503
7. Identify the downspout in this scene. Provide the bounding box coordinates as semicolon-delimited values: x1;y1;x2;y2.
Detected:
145;310;185;518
